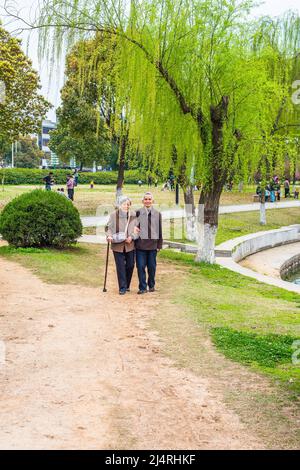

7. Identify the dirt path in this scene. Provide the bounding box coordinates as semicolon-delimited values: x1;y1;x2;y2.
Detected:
0;256;263;450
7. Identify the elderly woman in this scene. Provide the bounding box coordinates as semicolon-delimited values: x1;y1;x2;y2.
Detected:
106;196;138;295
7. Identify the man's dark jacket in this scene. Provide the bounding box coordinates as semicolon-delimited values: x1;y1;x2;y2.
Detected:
135;207;163;251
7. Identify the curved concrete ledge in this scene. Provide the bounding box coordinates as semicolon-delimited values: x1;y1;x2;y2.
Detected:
215;226;300;294
215;225;300;262
280;254;300;280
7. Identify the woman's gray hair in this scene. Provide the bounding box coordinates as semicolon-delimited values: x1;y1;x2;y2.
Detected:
118;195;131;207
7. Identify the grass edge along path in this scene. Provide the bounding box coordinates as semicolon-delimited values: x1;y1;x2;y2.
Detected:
159;250;300;396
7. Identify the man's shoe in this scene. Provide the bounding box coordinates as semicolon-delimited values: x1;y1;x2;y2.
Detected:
126;288;130;292
119;289;127;295
137;290;147;295
148;287;155;292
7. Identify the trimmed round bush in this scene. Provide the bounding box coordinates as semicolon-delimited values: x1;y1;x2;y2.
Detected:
0;189;82;248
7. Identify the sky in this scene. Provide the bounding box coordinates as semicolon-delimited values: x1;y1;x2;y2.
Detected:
1;0;300;121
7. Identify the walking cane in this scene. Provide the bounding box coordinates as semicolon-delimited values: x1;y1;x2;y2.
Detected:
103;241;110;292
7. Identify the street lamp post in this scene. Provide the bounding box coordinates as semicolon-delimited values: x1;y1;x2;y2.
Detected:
11;142;14;168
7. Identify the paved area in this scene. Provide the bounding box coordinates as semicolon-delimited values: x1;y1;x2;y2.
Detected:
240;242;300;279
217;256;300;294
81;201;300;227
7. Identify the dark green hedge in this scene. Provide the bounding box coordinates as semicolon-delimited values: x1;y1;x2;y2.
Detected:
0;168;146;185
0;189;82;248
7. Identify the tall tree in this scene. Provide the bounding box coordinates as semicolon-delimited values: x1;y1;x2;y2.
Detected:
7;1;300;262
14;135;43;168
0;23;51;140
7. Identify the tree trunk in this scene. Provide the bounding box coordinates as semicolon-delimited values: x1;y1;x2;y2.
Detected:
260;192;267;225
260;202;266;225
195;96;229;264
116;132;127;203
196;186;223;264
183;185;197;242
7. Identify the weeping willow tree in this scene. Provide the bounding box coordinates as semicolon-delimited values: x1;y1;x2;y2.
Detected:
6;0;300;262
249;13;300;225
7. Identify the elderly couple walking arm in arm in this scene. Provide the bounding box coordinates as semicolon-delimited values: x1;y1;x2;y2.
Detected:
106;192;163;295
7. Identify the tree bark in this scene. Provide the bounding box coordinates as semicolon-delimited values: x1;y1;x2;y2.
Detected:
260;192;267;225
183;185;197;242
195;97;229;264
116;132;127;203
196;185;223;263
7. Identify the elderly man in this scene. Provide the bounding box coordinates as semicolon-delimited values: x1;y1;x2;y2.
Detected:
135;192;163;294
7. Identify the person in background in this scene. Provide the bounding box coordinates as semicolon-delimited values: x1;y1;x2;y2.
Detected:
269;180;276;203
275;181;281;201
90;180;94;189
284;179;290;198
43;172;54;191
73;169;79;187
66;174;75;201
135;192;163;294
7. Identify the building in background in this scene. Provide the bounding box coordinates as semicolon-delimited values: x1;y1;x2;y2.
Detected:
38;119;59;168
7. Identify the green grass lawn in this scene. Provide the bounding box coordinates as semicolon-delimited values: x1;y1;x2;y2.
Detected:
159;250;300;396
163;207;300;245
0;183;260;216
0;243;105;288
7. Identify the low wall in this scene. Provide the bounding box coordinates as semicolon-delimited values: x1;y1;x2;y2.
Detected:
280;254;300;280
216;225;300;262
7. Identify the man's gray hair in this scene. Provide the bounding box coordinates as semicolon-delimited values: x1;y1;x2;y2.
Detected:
143;192;153;199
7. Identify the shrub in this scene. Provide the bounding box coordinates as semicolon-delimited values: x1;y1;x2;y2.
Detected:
0;168;146;185
0;189;82;248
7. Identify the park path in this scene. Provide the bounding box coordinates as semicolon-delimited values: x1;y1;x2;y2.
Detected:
0;256;263;450
81;200;300;227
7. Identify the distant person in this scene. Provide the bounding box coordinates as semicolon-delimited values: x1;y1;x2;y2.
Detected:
154;178;158;188
90;180;94;189
269;181;276;203
275;182;281;201
43;172;54;191
66;175;75;201
148;175;153;187
138;179;143;187
294;186;299;200
73;169;79;187
57;187;68;198
284;179;290;198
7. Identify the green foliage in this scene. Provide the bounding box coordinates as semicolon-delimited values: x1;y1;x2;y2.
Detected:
0;23;51;140
0;168;145;185
14;136;44;168
211;327;300;393
35;1;300;188
211;327;296;368
50;38;113;167
0;189;82;248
